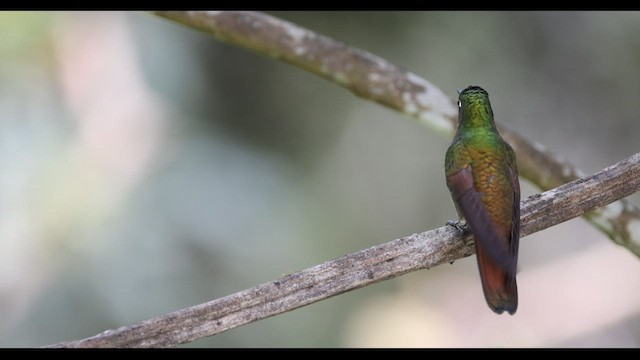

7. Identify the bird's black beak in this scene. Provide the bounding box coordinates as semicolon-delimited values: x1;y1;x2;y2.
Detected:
456;88;463;95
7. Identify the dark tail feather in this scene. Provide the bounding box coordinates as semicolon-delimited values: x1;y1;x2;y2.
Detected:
476;244;518;315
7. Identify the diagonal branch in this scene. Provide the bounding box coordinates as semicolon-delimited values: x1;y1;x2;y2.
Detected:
48;151;640;348
149;11;640;257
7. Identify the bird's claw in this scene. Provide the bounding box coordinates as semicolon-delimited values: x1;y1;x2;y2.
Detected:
446;219;467;234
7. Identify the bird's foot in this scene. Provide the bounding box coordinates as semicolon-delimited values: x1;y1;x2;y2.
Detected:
446;219;467;234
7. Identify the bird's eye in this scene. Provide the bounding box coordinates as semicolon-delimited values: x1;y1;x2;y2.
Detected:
457;101;461;108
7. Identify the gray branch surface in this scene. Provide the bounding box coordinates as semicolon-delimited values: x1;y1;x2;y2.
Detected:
150;11;640;257
48;151;640;348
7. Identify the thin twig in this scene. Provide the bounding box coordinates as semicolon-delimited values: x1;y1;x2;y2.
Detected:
149;11;640;257
48;151;640;348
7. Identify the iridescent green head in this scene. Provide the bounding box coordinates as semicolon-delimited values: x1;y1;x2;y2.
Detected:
457;85;496;130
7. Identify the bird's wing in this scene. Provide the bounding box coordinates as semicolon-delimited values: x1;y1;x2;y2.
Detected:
447;165;516;272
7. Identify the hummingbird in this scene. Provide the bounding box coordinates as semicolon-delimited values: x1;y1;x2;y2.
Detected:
444;85;520;315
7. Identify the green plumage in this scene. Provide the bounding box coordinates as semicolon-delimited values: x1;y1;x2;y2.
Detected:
444;86;520;315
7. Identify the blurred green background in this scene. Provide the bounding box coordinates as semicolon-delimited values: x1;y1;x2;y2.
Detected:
1;11;640;348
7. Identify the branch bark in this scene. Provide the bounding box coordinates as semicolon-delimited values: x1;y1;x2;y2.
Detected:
48;151;640;348
148;11;640;257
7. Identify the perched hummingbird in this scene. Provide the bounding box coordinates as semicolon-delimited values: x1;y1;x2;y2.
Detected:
444;85;520;315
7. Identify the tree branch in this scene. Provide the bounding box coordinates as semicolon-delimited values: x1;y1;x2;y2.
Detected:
48;151;640;348
148;11;640;257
